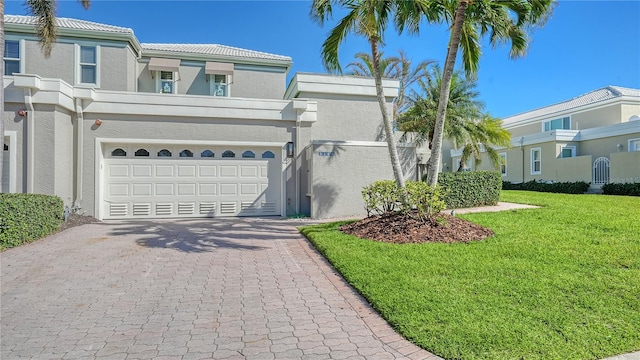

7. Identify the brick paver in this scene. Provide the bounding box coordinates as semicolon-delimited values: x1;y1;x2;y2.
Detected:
1;218;441;359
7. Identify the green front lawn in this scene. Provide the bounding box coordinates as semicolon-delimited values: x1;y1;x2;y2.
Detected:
300;191;640;360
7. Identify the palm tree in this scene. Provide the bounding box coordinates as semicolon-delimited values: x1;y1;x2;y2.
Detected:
0;0;90;192
402;0;555;186
347;50;434;121
310;0;409;194
398;66;510;171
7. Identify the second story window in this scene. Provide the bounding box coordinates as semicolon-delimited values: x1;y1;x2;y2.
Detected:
160;71;176;94
79;45;98;85
4;40;21;75
212;75;228;97
543;116;570;132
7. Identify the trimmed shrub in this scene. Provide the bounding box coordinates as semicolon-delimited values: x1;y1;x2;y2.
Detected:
362;180;446;222
502;180;590;194
402;181;446;222
0;194;64;249
362;180;401;216
438;171;502;209
602;182;640;196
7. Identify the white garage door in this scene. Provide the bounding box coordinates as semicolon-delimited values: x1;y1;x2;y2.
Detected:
102;145;282;219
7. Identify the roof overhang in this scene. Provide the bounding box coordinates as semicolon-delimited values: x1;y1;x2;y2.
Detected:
284;73;400;100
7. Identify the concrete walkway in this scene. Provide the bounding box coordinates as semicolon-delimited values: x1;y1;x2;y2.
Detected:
1;218;441;360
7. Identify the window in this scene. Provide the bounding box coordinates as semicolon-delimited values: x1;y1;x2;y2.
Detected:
262;151;275;159
135;149;149;157
79;45;98;85
561;146;576;158
111;148;127;157
543;117;570;131
498;153;507;176
201;150;214;158
531;148;541;174
212;74;228;97
157;149;172;157
242;150;255;158
159;71;176;94
222;150;235;158
180;150;193;157
629;138;640;152
454;158;472;172
4;40;20;75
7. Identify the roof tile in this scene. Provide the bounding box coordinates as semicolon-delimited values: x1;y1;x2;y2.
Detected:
141;43;291;62
5;14;133;34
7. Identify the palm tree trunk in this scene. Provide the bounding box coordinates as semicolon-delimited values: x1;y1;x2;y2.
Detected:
425;0;469;186
1;1;5;193
370;40;407;192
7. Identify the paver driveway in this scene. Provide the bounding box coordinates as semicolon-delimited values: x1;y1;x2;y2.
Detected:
1;218;440;360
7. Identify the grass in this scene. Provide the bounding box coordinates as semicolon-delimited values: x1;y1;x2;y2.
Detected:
300;191;640;360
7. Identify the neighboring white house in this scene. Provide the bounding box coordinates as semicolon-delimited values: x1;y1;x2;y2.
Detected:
2;15;415;220
444;86;640;187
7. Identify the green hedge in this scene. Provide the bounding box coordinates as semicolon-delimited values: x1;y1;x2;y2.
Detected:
437;171;502;209
0;194;64;249
502;180;590;194
602;183;640;196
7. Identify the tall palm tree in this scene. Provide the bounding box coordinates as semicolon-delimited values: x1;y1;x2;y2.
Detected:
347;50;434;121
403;0;554;186
398;66;510;171
0;0;90;192
311;0;409;193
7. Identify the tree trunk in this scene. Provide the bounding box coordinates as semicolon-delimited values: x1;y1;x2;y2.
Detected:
0;2;5;193
425;0;468;186
370;39;407;192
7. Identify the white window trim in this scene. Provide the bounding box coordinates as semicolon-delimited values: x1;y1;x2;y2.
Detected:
209;74;231;97
560;146;576;158
75;44;100;87
156;71;178;94
530;147;542;175
629;138;640;152
542;116;571;132
498;152;507;176
3;38;25;76
3;131;17;193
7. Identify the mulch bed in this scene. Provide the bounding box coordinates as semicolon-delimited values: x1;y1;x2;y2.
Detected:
340;211;494;244
59;213;100;232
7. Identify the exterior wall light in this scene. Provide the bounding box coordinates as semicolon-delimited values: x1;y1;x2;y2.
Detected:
95;119;103;126
286;142;294;158
17;109;27;117
616;143;623;152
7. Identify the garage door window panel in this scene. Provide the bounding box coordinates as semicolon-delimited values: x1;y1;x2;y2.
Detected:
222;150;235;158
135;149;149;157
201;150;215;158
242;151;256;158
158;149;172;157
111;148;127;157
262;151;275;159
180;150;193;157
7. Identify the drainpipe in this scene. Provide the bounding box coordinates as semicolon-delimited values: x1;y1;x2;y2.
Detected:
292;99;307;215
74;98;84;209
24;89;35;193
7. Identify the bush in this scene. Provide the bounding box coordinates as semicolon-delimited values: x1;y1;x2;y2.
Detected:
602;182;640;196
437;171;502;209
0;194;64;249
502;180;590;194
362;180;446;222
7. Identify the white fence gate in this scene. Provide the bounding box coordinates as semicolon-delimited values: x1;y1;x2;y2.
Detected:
593;157;610;185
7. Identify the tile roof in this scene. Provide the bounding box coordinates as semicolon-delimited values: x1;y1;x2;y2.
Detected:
141;43;292;63
503;85;640;126
5;15;134;34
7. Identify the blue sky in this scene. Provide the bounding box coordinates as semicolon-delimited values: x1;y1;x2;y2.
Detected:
5;0;640;118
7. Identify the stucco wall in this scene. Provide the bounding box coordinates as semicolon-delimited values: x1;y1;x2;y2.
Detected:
553;155;592;183
508;122;541;138
299;94;393;142
309;143;416;219
99;46;130;91
180;63;209;96
25;40;75;84
54;108;75;205
610;151;640;183
572;104;621;129
232;68;286;100
580;133;640;159
621;104;640;123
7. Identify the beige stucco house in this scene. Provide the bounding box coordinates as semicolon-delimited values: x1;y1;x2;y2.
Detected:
445;86;640;188
2;15;416;220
